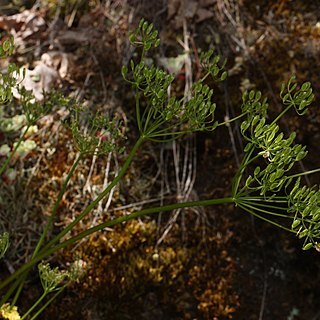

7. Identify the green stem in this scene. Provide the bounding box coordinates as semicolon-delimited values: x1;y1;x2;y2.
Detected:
237;196;288;202
0;277;21;307
29;288;65;320
217;112;247;127
0;196;234;291
11;278;24;307
0;125;30;176
288;167;320;179
38;136;145;255
143;106;155;134
135;93;142;132
145;111;247;142
271;105;292;125
147;130;186;138
10;153;83;306
200;71;211;83
21;291;48;320
237;202;295;233
232;145;255;197
146;107;245;139
38;197;235;260
143;122;187;141
34;153;83;256
147;134;184;143
239;200;288;211
238;200;292;219
242;153;261;167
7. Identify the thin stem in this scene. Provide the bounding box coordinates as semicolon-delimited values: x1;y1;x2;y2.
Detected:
0;125;30;176
146;126;178;137
0;277;21;307
38;136;145;255
147;134;184;143
0;257;43;293
237;202;295;233
232;145;255;197
200;71;211;83
145;109;245;139
216;112;247;127
33;153;83;256
271;105;292;125
239;200;288;211
11;153;83;306
288;167;320;179
237;196;288;202
241;153;261;167
143;106;155;134
238;200;292;219
0;196;234;291
21;291;48;320
29;288;65;320
138;117;185;140
11;279;24;307
40;197;235;258
135;93;142;132
148;130;187;138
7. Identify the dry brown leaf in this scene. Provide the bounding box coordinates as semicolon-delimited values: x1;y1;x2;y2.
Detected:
41;51;73;79
196;8;214;23
13;54;60;101
0;9;46;39
168;0;181;19
168;0;199;29
183;0;198;19
168;0;214;29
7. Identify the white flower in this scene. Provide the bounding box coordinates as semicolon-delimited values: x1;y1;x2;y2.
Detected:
0;144;10;157
13;140;37;159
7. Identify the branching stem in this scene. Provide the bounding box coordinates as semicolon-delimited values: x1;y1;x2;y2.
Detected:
0;196;234;291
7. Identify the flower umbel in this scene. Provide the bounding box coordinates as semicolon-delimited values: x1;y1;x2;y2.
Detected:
0;303;21;320
38;262;68;293
68;259;86;282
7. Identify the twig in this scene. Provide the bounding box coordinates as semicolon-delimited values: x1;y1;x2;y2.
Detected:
83;140;101;195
